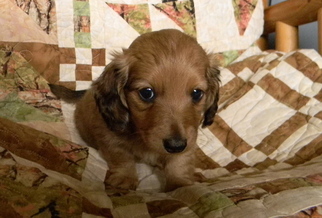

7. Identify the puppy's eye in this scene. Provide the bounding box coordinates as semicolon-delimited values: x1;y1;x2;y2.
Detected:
191;89;204;103
139;88;155;102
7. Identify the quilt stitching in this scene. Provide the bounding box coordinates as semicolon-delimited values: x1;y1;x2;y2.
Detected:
201;51;322;171
49;0;263;89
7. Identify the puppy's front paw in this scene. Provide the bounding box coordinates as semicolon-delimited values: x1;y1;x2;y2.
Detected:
105;170;138;190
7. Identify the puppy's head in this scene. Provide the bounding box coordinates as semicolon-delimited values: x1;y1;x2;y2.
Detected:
93;29;220;154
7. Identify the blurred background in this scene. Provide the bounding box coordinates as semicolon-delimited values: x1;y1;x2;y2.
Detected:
268;0;319;51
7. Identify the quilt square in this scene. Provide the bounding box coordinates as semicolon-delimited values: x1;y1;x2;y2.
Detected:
92;66;105;81
59;48;76;64
269;117;322;162
76;81;93;90
60;64;76;82
75;64;92;81
198;128;237;167
219;85;297;147
75;48;92;65
92;49;106;66
74;1;91;48
107;3;151;34
237;148;267;167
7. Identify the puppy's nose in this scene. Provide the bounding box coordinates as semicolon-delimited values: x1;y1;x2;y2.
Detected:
163;137;187;153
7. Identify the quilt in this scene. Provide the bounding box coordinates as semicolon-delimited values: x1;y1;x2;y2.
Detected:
1;48;322;217
1;0;322;217
1;0;263;90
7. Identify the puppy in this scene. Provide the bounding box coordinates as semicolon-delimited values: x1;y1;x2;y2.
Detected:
51;29;220;191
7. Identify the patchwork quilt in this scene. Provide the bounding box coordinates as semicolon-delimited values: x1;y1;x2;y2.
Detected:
1;0;322;217
1;0;263;90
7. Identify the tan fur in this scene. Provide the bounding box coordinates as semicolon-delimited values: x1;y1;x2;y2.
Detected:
74;29;220;191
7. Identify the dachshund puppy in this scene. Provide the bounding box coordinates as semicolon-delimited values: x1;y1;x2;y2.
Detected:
51;29;220;191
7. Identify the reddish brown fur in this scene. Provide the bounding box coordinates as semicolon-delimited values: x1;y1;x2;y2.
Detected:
74;29;220;191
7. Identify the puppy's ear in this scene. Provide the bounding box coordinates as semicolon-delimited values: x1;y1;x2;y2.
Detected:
202;54;220;127
92;50;132;132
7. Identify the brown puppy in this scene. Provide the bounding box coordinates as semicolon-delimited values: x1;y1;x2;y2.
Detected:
53;29;220;191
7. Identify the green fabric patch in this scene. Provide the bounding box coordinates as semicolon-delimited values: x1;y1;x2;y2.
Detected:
74;1;90;16
73;0;91;48
0;50;48;91
111;195;145;208
153;0;196;37
190;192;234;217
108;3;151;35
0;92;59;123
74;32;91;48
0;49;60;123
215;49;251;67
0;177;83;217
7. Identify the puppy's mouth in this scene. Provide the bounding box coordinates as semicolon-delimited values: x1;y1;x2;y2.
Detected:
163;137;187;153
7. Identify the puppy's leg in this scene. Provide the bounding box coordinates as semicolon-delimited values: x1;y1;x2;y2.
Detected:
101;146;138;190
164;152;195;192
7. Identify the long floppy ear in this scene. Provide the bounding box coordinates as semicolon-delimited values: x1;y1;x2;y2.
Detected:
202;54;221;127
92;50;132;132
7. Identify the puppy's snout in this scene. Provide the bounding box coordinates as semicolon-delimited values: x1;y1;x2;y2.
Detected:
163;137;187;153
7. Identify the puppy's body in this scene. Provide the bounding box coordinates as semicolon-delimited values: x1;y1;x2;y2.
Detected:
53;29;220;191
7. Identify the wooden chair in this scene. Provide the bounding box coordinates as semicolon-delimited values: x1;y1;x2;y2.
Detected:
258;0;322;55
